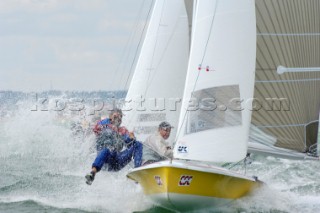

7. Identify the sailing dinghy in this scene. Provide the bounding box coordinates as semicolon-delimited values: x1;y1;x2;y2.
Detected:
122;0;262;211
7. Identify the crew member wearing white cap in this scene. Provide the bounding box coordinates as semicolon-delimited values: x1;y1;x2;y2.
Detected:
142;121;173;165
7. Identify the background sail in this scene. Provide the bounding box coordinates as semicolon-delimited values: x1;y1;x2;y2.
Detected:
122;0;189;143
174;0;256;163
184;0;194;41
248;0;320;159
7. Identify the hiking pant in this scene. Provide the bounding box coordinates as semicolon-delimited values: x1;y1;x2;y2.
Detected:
92;141;143;171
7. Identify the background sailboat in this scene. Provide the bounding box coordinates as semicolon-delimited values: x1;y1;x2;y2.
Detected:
125;0;260;211
248;0;320;160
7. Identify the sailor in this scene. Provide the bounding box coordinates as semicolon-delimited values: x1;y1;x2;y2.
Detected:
85;108;142;185
142;121;173;165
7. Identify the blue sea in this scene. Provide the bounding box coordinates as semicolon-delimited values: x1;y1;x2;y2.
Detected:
0;92;319;213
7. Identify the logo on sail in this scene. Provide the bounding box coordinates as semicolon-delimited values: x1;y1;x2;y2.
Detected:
154;176;163;186
177;145;188;153
179;175;193;186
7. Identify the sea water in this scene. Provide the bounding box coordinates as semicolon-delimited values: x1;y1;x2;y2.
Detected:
0;94;319;213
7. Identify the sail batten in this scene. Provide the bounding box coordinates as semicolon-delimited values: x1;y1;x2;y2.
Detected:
249;0;320;158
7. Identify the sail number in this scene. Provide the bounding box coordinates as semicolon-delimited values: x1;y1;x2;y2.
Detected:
179;175;193;186
154;175;163;186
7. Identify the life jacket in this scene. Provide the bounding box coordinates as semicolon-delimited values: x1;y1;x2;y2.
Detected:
94;118;131;152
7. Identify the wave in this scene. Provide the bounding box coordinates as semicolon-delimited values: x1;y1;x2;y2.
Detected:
0;95;319;212
0;199;98;213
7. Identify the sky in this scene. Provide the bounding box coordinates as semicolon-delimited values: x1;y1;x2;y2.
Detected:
0;0;152;92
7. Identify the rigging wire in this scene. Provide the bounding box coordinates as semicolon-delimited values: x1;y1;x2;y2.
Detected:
121;0;156;99
118;0;157;128
110;0;149;94
144;3;186;95
143;0;187;97
124;0;186;131
144;0;167;97
174;0;219;147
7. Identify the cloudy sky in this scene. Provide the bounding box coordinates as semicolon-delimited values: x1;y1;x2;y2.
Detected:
0;0;152;92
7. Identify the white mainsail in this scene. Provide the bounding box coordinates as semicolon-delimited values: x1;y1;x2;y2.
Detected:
122;0;189;142
248;0;320;160
174;0;256;163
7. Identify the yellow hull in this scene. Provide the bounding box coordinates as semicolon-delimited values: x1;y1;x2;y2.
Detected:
127;160;261;211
